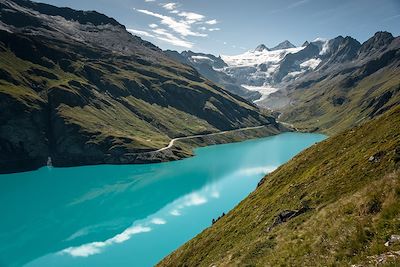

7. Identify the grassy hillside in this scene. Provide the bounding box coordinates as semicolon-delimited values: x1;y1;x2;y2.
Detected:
158;105;400;266
280;35;400;135
282;65;400;135
0;0;282;173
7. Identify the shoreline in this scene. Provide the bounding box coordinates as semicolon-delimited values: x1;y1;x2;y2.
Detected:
1;123;291;175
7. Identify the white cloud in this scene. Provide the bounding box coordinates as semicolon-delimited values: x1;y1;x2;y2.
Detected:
152;28;194;48
127;28;154;37
211;191;220;199
319;39;330;55
145;0;155;2
127;25;195;48
127;27;193;49
112;225;151;243
61;242;105;257
383;14;400;21
313;37;327;42
234;166;277;176
168;192;208;217
288;0;310;8
178;11;205;23
170;209;181;216
133;4;220;49
60;225;151;257
135;9;207;37
162;2;177;10
184;193;207;206
151;218;167;225
269;0;310;14
205;19;218;25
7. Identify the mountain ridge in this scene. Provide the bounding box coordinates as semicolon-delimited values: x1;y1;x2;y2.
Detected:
277;31;400;134
270;40;296;51
0;0;284;174
164;49;262;101
173;31;399;135
254;44;269;52
2;0;123;27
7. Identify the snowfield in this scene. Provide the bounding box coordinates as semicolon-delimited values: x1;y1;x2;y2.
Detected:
300;58;321;69
221;47;304;68
241;85;279;103
219;46;305;102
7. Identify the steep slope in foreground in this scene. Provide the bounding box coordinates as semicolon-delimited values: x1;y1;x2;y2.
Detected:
0;0;282;173
159;106;400;266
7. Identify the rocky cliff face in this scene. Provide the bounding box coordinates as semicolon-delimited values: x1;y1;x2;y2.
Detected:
277;32;400;134
0;0;281;173
164;50;262;101
254;44;269;52
174;32;398;125
270;40;296;51
317;36;361;69
273;42;320;83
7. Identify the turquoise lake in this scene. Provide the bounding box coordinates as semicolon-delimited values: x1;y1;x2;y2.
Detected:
0;132;325;267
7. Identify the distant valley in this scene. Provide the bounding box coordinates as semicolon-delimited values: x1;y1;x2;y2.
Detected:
167;33;400;134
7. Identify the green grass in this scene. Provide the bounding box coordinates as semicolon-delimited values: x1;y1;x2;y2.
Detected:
0;30;273;165
0;30;281;170
281;66;400;135
158;105;400;267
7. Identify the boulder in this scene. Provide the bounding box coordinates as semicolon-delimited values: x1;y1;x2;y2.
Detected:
385;235;400;247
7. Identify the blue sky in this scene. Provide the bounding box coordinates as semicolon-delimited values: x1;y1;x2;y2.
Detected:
37;0;400;55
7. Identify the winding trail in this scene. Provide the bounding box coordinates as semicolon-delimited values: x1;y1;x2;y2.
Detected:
155;125;267;152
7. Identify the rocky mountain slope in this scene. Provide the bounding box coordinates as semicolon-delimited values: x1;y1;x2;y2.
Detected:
0;0;283;174
164;50;262;101
170;32;399;134
169;40;321;105
158;103;400;267
277;32;400;134
270;40;296;51
166;43;306;104
220;44;305;94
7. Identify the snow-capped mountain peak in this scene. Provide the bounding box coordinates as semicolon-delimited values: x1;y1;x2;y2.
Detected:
270;40;296;51
254;44;269;52
220;45;305;102
221;46;303;67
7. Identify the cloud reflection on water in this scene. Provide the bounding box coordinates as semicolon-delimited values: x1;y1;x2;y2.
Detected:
61;225;152;257
60;165;276;258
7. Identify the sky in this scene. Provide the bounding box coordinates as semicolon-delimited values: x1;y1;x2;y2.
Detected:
36;0;400;55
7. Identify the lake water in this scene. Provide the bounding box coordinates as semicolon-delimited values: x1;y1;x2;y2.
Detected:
0;132;325;267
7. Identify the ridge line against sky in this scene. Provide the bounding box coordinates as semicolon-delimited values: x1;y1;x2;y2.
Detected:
36;0;400;55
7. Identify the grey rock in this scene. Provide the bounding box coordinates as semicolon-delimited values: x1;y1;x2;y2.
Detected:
266;205;310;232
385;235;400;247
254;44;269;52
270;40;296;51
